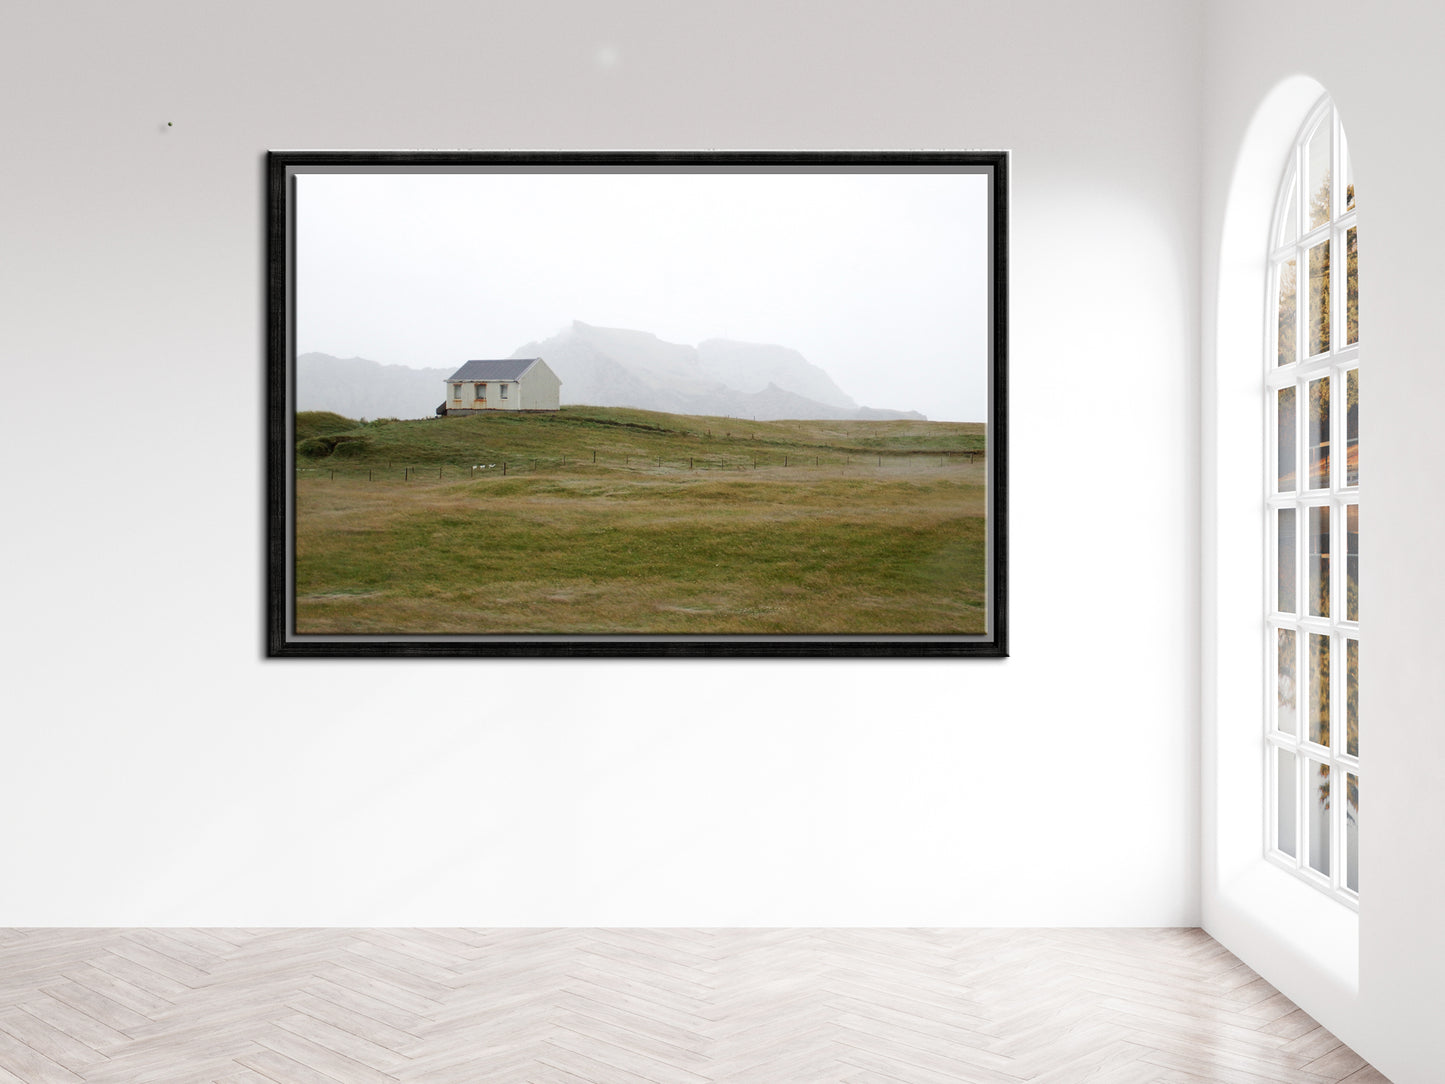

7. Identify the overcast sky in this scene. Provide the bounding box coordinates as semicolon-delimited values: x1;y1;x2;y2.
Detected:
296;168;990;421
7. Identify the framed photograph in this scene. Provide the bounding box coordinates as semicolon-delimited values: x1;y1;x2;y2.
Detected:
268;151;1007;657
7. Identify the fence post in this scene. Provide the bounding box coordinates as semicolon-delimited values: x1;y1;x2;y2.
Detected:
503;461;507;476
369;469;372;481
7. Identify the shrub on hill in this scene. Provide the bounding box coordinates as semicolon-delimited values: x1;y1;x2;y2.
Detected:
298;433;373;458
296;410;359;442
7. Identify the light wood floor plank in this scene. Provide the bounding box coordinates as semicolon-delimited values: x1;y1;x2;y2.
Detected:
0;928;1392;1082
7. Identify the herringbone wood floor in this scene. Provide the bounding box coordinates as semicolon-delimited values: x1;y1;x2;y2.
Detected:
0;929;1388;1083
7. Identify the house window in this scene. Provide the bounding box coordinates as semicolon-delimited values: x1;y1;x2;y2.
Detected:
476;382;486;400
452;383;462;400
500;383;509;400
1266;96;1358;905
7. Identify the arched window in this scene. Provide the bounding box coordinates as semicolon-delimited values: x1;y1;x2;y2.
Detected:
1266;97;1358;906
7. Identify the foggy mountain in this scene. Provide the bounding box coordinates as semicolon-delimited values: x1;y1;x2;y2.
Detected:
297;322;925;421
510;322;924;421
296;353;451;420
696;338;856;410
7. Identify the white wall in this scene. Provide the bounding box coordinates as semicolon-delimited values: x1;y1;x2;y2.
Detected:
1200;1;1445;1080
0;2;1200;929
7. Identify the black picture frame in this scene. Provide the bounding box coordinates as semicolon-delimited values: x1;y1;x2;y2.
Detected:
268;150;1008;657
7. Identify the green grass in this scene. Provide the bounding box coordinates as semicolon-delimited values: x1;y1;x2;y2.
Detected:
294;406;988;635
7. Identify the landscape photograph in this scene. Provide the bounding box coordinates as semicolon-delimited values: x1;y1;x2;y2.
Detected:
272;155;1004;652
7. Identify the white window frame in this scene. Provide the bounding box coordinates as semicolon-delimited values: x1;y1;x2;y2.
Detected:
500;383;509;400
1263;96;1359;910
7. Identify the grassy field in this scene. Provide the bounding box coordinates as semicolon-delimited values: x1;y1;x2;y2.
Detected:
293;406;987;635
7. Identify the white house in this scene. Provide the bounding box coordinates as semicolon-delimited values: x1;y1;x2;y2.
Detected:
438;357;561;415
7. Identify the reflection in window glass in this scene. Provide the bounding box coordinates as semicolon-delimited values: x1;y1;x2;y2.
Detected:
1308;377;1330;489
1346;368;1358;485
1308;121;1331;229
1278;749;1298;859
1308;759;1331;876
1308;241;1330;356
1309;506;1330;618
1277;259;1297;366
1277;629;1298;736
1309;632;1330;747
1346;773;1358;893
1278;508;1297;613
1346;638;1358;758
1347;505;1358;622
1278;387;1297;492
1346;227;1358;346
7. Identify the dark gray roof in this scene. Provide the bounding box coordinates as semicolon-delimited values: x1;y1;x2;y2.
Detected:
447;358;537;382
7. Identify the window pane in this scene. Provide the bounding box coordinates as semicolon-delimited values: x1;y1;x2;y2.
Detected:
1307;121;1331;229
1277;628;1298;736
1346;638;1359;758
1280;179;1299;246
1346;773;1359;893
1309;632;1330;747
1277;749;1298;858
1277;387;1297;492
1308;759;1331;876
1342;128;1355;212
1277;508;1297;613
1308;241;1330;356
1346;368;1358;485
1346;226;1358;346
1277;259;1297;366
1308;377;1330;489
1309;506;1330;618
1346;504;1358;622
